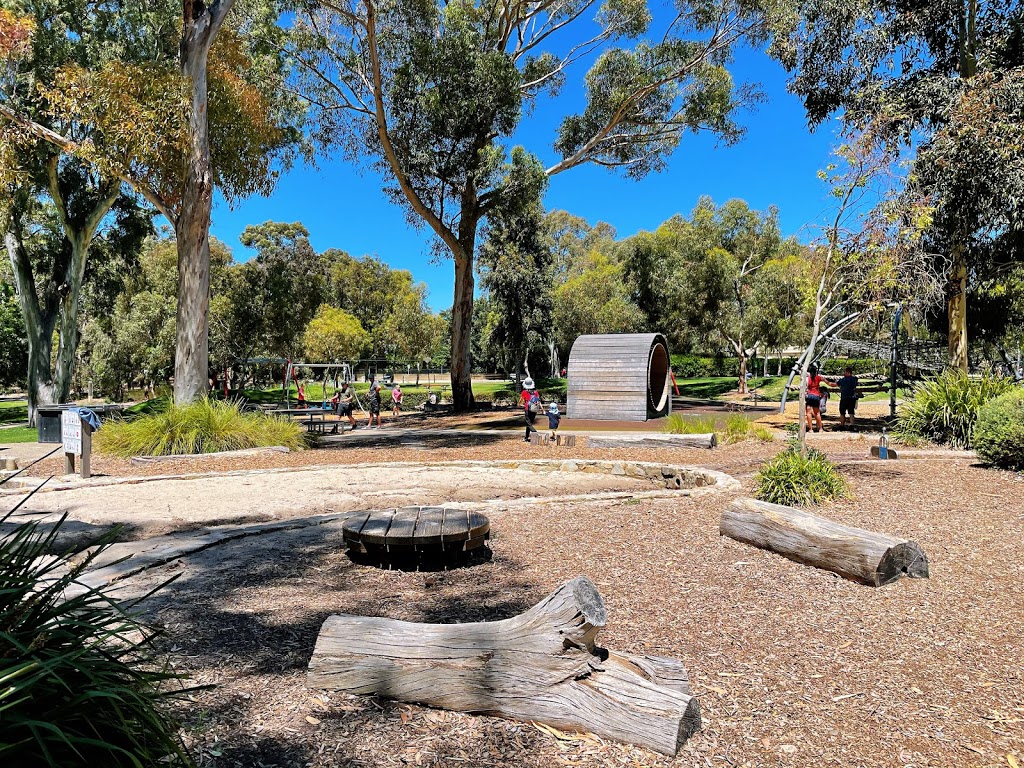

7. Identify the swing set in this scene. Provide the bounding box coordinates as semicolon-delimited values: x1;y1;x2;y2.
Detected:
282;361;368;415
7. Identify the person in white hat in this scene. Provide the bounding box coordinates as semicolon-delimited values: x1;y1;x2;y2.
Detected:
518;377;539;442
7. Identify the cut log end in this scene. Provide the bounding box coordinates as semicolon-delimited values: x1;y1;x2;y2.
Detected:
571;576;607;628
876;541;929;585
677;697;702;746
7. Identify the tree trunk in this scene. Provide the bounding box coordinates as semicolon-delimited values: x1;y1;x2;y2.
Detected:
307;576;700;755
174;22;218;405
52;235;90;404
948;242;968;371
450;243;475;412
720;497;929;586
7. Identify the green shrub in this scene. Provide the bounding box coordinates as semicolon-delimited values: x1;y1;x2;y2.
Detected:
754;445;848;505
722;413;751;444
894;370;1016;448
662;414;716;434
97;398;306;457
751;424;775;442
974;388;1024;470
0;513;193;766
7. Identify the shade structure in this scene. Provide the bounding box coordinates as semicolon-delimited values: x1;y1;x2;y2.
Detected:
567;333;672;421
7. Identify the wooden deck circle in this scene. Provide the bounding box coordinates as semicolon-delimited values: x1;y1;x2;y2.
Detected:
342;507;490;569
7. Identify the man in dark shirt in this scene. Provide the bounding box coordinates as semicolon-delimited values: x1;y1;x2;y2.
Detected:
828;367;860;429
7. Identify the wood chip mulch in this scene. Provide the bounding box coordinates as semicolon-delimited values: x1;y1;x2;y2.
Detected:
114;440;1024;768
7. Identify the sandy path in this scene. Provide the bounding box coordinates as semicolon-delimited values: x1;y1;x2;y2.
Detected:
11;463;657;538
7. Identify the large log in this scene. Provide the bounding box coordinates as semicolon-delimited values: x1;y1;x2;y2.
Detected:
307;576;699;755
586;433;717;450
720;498;929;586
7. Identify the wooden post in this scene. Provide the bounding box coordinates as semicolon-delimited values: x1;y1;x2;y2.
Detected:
720;498;929;586
80;422;92;479
307;576;700;755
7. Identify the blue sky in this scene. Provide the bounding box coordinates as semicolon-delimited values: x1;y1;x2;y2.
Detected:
209;32;843;312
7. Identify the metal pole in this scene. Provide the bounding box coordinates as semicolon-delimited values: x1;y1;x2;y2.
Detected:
890;305;903;419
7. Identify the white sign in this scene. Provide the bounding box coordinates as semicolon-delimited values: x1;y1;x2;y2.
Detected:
61;410;82;455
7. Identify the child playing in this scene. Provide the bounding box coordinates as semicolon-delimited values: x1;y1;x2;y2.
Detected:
546;402;561;438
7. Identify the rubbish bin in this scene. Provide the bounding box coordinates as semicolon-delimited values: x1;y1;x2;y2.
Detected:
36;405;74;443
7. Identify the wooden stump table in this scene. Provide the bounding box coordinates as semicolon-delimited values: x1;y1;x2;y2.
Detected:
342;506;490;570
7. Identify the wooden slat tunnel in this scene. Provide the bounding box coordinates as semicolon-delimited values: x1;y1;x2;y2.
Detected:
567;333;672;421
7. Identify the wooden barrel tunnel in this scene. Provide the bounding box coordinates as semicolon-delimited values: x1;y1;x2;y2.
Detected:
567;333;672;421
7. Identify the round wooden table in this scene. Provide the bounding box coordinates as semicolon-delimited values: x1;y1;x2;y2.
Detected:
342;506;490;570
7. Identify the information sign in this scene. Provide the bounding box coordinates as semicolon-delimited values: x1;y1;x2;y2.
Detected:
61;410;82;456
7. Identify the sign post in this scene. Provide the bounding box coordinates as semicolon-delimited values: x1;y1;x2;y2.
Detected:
61;410;93;478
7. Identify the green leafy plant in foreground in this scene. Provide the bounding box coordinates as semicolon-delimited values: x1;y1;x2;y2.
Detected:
97;398;306;457
974;388;1024;470
0;513;193;767
893;370;1016;449
662;414;716;435
754;445;848;506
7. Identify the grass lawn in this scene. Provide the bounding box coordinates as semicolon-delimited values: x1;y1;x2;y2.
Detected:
675;376;788;401
0;399;28;426
0;426;38;443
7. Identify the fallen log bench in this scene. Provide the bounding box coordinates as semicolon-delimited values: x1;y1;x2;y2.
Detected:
586;433;716;450
307;576;700;755
720;498;929;586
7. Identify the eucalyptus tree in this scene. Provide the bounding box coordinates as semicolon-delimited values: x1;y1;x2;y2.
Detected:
771;0;1024;370
0;0;302;405
290;0;791;410
477;150;553;384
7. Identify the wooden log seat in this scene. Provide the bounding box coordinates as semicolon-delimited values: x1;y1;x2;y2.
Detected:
307;576;700;755
342;507;489;570
720;497;929;586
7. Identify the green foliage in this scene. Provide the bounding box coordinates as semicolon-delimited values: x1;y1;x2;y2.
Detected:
894;370;1016;449
662;414;715;434
974;388;1024;470
754;445;848;505
96;398;305;457
302;305;369;362
0;513;193;767
0;283;26;388
751;424;775;442
551;253;645;352
722;413;751;443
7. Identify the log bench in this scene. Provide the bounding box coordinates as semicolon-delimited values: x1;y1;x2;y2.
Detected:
720;497;929;586
342;506;489;570
307;576;700;755
529;432;577;447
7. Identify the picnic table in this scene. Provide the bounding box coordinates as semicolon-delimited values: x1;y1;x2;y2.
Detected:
270;407;339;434
342;506;490;570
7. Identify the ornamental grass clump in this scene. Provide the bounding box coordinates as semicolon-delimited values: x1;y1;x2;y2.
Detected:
722;413;751;444
754;445;848;506
662;414;716;434
894;370;1015;449
96;398;305;457
0;512;193;767
973;388;1024;470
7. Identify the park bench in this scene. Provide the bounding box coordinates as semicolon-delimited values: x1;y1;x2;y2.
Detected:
271;407;339;434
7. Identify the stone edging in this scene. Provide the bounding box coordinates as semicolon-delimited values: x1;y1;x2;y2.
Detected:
1;459;739;496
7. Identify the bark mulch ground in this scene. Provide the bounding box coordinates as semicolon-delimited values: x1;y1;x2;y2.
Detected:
112;441;1024;768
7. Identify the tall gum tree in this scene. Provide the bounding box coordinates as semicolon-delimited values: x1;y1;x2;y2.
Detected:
288;0;792;410
0;8;139;419
0;0;302;405
770;0;1024;370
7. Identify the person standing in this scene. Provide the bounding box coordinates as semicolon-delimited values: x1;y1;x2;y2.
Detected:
366;380;383;429
391;383;403;417
827;367;860;430
338;382;357;431
546;401;561;439
519;377;539;442
804;364;824;433
296;380;306;409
